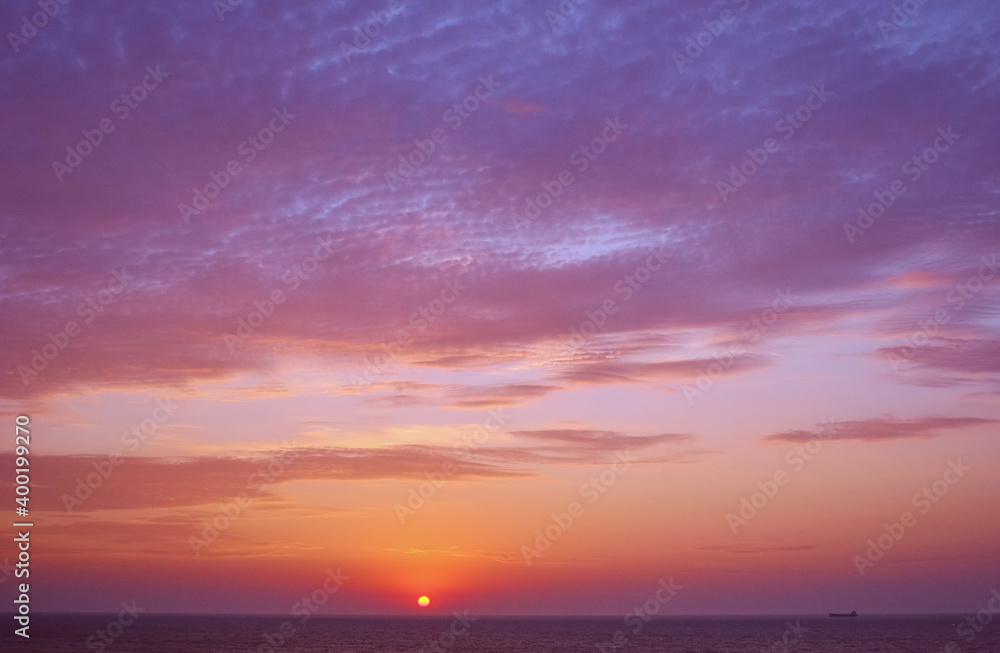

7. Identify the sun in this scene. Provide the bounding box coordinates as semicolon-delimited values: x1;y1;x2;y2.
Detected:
417;596;430;607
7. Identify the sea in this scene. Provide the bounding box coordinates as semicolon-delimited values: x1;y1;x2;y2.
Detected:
9;615;999;652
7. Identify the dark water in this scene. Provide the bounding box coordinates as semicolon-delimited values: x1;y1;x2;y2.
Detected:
8;614;1000;652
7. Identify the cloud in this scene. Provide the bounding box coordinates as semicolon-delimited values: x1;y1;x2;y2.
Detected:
412;354;526;370
877;337;1000;384
510;429;692;451
10;425;698;514
361;382;560;409
446;383;560;409
699;544;821;554
761;416;998;443
369;393;430;408
14;447;529;514
37;513;335;558
557;355;772;386
503;97;548;117
0;0;997;412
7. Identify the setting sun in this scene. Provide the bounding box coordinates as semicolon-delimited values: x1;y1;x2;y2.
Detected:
4;1;1000;651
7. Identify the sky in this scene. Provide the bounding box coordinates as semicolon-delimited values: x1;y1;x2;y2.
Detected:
1;0;999;617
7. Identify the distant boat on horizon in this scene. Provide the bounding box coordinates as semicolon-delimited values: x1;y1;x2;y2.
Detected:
829;610;858;617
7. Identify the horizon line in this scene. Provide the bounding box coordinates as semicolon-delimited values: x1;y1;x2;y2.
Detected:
14;611;970;618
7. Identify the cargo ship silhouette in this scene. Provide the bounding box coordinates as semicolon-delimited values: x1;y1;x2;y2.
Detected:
829;610;858;617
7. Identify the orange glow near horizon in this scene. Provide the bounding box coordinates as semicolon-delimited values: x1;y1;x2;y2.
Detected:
4;0;1000;618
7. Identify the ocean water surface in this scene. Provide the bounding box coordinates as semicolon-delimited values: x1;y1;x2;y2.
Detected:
14;614;1000;652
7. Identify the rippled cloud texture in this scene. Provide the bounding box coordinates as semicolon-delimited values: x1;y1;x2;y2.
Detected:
1;0;998;616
